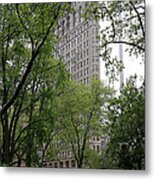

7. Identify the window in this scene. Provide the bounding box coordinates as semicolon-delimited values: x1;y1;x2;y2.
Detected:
80;35;82;42
84;32;86;39
79;6;82;23
84;42;86;48
73;12;76;27
67;151;71;157
84;60;86;66
92;64;95;72
97;145;100;153
86;58;89;64
81;52;83;59
77;72;79;78
81;61;83;68
65;161;69;168
84;68;86;76
71;160;76;168
77;37;79;44
49;162;52;167
84;51;86;57
87;49;89;56
68;43;70;50
74;48;76;54
96;64;99;71
67;16;70;31
87;30;89;38
96;58;99;62
86;67;89;74
86;40;88;47
62;151;65;158
60;162;63;168
86;77;89;84
54;162;58;168
80;70;83;77
92;27;94;34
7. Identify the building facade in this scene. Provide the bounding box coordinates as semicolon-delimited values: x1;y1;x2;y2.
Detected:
54;2;100;84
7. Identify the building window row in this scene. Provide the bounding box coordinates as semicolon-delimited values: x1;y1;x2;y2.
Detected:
45;159;76;168
57;26;89;50
92;136;100;141
93;145;100;153
76;68;89;78
60;47;89;64
71;59;89;71
92;64;99;72
58;150;72;159
92;57;99;63
65;37;88;51
57;17;89;41
75;76;89;84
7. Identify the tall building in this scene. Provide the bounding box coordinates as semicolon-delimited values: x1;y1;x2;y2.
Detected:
54;2;100;84
44;2;103;168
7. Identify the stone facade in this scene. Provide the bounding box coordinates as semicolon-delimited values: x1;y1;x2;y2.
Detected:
54;2;100;84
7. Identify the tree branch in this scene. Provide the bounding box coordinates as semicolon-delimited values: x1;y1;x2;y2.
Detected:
129;1;145;38
0;4;62;120
106;40;145;51
102;5;116;41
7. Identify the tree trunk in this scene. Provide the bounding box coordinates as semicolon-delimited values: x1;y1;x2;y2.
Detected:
2;113;10;166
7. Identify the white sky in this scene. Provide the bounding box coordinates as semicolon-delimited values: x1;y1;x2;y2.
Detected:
100;44;144;90
99;15;144;91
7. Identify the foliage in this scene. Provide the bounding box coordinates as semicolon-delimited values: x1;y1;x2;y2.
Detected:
0;2;71;166
102;78;145;169
84;149;102;169
85;0;145;81
51;78;113;168
84;1;145;169
0;2;145;169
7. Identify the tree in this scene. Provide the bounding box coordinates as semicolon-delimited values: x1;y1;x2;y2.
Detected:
103;78;145;169
0;3;71;166
54;79;113;168
85;0;145;81
83;1;145;169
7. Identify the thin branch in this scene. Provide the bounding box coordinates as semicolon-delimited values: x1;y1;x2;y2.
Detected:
102;5;116;41
106;40;145;51
129;1;145;38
